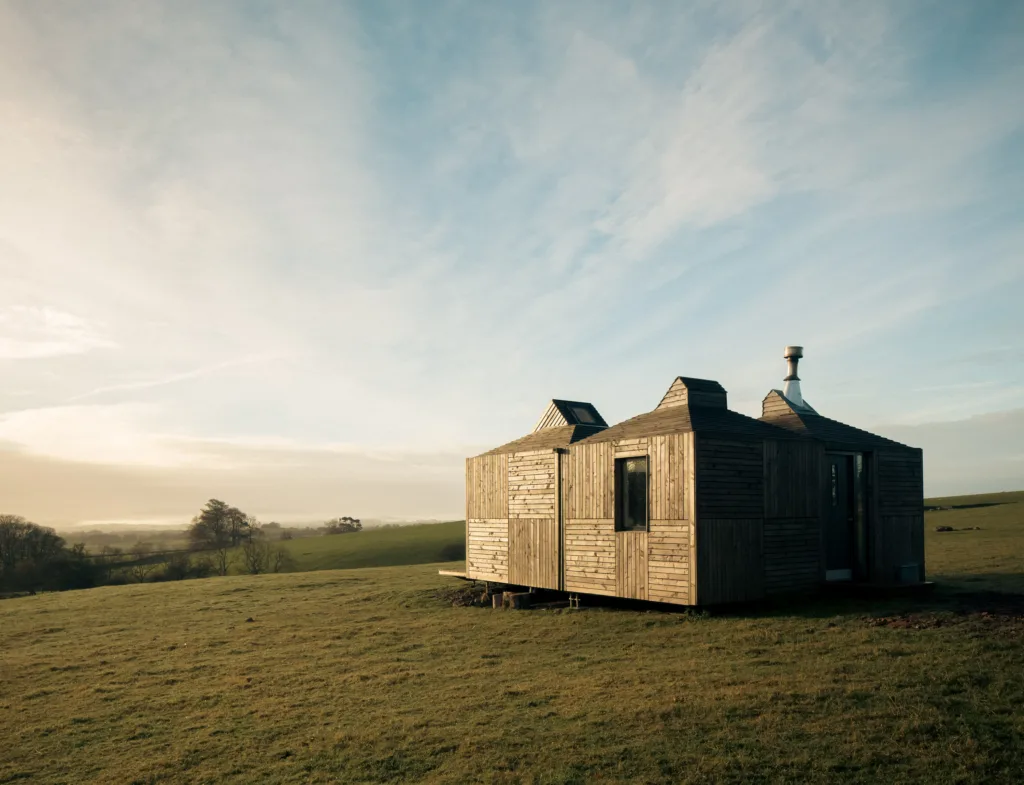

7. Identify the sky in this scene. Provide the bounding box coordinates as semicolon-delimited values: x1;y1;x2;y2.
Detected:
1;0;1022;527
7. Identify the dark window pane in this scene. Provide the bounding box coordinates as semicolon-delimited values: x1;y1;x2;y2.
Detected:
570;406;596;424
616;456;648;531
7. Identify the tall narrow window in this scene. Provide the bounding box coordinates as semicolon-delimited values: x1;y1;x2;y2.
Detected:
615;457;648;531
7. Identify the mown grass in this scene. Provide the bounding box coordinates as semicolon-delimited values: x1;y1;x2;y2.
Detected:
925;490;1024;593
272;521;464;573
1;494;1022;784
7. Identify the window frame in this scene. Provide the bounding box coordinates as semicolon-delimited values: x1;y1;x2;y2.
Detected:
614;455;649;532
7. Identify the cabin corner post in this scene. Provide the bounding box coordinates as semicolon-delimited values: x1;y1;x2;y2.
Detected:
465;456;472;580
687;431;698;606
921;448;929;581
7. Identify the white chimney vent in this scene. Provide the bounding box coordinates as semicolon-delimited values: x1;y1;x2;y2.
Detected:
783;345;805;407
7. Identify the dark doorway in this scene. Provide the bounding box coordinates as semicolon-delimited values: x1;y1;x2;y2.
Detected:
826;454;855;580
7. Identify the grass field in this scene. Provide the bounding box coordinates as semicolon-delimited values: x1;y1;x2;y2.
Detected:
2;493;1023;784
273;521;464;573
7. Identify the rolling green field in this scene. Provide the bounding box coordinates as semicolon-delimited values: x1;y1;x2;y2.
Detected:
274;521;465;573
2;494;1023;784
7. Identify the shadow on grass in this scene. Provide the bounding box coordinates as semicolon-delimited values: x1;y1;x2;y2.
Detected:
441;577;1024;622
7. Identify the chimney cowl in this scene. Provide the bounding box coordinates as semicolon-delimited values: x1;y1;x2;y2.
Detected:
782;345;805;407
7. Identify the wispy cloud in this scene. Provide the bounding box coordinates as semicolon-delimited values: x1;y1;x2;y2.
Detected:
0;306;114;359
66;353;284;402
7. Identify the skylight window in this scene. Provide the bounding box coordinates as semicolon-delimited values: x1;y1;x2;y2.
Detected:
570;406;596;424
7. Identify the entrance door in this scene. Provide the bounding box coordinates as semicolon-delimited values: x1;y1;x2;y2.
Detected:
826;454;855;581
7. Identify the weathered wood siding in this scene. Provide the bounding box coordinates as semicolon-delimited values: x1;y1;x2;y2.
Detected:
614;437;649;456
562;433;695;604
565;442;614;519
466;519;508;581
696;439;763;519
534;402;569;431
465;454;509;581
564;518;616;595
761;439;823;593
648;520;691;604
657;378;727;410
615;531;648;599
508;450;557;519
763;518;819;594
877;451;924;516
649;434;688;520
696;519;764;604
763;440;822;518
466;454;508;519
874;450;925;583
508;518;559;589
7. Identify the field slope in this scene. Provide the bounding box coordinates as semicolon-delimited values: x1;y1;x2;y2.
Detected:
274;520;464;572
1;493;1022;784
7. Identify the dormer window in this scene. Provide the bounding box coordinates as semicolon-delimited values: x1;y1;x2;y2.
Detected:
570;406;596;424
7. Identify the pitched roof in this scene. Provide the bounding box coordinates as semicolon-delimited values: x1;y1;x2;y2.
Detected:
760;390;914;450
674;377;726;394
578;403;806;444
480;424;607;456
656;376;728;410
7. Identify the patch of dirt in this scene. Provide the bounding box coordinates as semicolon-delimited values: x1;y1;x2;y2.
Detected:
434;585;493;608
866;592;1024;633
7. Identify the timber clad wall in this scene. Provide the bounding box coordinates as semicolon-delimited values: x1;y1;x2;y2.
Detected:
878;451;924;515
697;439;763;518
466;454;508;520
762;440;823;594
509;519;559;589
615;532;648;600
506;451;559;587
566;442;614;519
697;519;764;603
649;434;687;519
648;520;690;604
764;440;822;519
875;450;925;583
466;453;510;582
508;450;556;519
562;434;693;604
763;519;819;594
564;519;616;595
466;519;508;581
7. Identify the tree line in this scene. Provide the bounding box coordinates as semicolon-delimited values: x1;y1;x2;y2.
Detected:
1;500;367;595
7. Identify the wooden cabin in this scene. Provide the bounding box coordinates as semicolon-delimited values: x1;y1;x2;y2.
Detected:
463;349;924;606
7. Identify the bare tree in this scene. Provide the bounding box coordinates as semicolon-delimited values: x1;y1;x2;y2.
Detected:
270;546;294;573
241;528;271;575
128;542;156;583
212;543;232;577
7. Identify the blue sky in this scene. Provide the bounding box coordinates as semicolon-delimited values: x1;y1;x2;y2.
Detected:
0;0;1022;525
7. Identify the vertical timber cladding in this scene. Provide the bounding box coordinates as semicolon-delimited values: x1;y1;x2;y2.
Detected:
614;438;649;600
696;438;765;603
762;440;824;594
563;435;694;603
465;454;509;582
564;441;616;595
507;450;559;589
876;449;925;583
646;433;692;605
